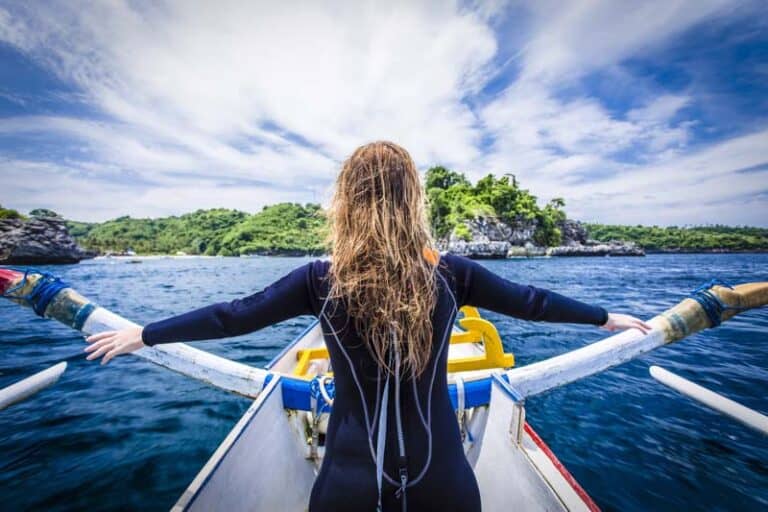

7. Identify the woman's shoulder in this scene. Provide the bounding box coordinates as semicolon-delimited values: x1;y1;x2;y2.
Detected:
437;252;475;276
309;257;331;272
302;258;330;282
436;252;483;306
306;258;332;291
435;252;464;287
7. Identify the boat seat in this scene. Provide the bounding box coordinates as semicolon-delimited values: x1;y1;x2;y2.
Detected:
293;306;514;378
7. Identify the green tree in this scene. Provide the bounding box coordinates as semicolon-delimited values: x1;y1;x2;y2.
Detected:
0;204;23;219
425;166;469;190
29;208;61;218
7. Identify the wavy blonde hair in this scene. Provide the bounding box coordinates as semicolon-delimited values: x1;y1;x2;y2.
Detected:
327;141;438;377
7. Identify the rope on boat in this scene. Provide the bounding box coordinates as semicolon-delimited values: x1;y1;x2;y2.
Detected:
455;376;467;442
687;279;749;327
309;375;335;413
308;375;335;460
0;268;70;317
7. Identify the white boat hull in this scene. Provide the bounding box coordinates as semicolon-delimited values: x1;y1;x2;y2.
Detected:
176;323;598;511
174;375;316;512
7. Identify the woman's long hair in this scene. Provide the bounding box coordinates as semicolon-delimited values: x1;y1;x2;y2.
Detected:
327;141;438;377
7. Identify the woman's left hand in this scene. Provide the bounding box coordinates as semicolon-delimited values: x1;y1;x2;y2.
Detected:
84;327;146;365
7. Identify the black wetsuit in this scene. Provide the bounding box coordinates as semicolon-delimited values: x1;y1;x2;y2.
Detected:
142;254;608;512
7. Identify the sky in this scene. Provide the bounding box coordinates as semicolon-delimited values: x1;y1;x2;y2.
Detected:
0;0;766;226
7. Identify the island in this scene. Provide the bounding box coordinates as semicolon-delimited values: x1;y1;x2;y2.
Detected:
1;166;766;264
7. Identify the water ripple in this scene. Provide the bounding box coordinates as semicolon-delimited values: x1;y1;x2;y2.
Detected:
0;254;766;510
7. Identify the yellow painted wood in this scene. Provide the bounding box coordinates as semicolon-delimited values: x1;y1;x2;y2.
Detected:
292;306;515;378
448;353;515;373
293;347;330;377
451;316;515;372
460;306;481;318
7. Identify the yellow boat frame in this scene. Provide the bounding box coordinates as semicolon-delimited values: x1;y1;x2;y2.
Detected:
292;306;515;378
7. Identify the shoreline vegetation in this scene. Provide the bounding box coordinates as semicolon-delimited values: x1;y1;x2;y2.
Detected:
1;167;766;264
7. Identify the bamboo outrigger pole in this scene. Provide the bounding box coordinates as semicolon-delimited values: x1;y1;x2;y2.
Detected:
505;282;768;398
0;362;68;410
650;365;768;436
2;267;766;406
0;268;269;398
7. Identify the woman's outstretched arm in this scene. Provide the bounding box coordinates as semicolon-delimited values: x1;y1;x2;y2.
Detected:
443;253;650;333
85;262;317;364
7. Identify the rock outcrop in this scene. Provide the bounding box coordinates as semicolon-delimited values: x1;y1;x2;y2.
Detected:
546;219;644;256
0;216;96;264
441;217;644;258
436;217;518;258
558;219;589;246
439;240;510;259
547;240;644;256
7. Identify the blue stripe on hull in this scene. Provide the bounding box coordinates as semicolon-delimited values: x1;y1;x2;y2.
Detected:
279;374;496;411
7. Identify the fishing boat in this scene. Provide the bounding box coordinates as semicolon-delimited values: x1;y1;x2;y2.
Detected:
1;266;766;511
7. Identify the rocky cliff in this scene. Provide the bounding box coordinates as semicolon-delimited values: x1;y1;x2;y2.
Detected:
0;216;96;264
439;217;644;258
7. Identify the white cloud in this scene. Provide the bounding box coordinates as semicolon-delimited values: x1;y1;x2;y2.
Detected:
518;0;735;83
554;128;768;226
0;0;766;226
0;0;501;220
478;84;692;188
0;1;496;164
0;158;323;221
474;0;766;225
627;95;689;124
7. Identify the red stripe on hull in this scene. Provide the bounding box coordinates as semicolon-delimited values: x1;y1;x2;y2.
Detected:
524;422;601;512
0;269;23;295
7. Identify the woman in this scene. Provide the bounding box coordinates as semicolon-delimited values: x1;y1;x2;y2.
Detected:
85;141;650;511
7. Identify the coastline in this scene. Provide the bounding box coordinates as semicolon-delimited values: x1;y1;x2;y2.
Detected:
2;209;765;265
84;250;767;261
644;248;768;254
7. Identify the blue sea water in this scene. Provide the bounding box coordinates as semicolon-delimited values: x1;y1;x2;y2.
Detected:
0;254;766;511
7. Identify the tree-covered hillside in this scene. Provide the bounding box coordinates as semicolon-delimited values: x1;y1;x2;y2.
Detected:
585;224;768;252
67;204;326;256
62;167;570;255
216;203;326;256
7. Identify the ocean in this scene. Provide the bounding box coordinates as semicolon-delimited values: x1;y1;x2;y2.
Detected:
1;254;766;511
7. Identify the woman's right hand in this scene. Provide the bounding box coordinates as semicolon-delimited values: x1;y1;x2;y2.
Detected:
84;326;146;365
601;313;652;335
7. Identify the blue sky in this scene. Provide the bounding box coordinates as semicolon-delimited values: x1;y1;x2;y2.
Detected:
0;0;766;225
